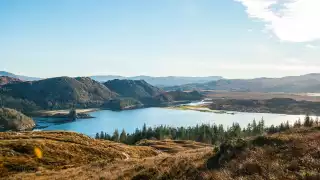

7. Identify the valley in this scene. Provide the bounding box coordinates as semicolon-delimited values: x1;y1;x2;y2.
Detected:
1;73;320;179
3;1;320;179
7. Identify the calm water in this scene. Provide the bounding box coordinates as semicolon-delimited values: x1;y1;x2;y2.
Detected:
34;108;309;137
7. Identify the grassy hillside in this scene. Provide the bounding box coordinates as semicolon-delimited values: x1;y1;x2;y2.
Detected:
0;131;159;178
1;126;319;179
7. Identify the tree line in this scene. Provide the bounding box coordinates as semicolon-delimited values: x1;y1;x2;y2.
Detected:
96;115;319;145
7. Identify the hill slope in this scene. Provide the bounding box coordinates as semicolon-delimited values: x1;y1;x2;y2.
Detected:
1;127;319;179
0;131;159;178
166;73;320;93
0;77;117;111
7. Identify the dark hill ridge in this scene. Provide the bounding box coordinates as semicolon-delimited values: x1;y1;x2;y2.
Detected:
165;73;320;93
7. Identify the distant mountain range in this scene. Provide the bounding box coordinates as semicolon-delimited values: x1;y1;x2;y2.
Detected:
91;75;223;86
165;73;320;93
1;71;222;86
0;71;41;81
2;71;320;93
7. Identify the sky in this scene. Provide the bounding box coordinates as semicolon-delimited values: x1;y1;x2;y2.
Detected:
1;0;320;79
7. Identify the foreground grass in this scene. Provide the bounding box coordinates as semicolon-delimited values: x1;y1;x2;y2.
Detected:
0;131;159;178
1;127;320;180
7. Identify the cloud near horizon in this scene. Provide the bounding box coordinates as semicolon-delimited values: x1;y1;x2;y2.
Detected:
235;0;320;43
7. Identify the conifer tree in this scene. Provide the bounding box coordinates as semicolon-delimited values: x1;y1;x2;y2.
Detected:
120;129;127;143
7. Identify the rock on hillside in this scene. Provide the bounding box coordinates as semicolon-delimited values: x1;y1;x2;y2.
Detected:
0;77;117;110
0;108;35;131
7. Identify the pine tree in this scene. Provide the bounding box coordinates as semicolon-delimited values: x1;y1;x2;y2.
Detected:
294;118;302;128
252;119;258;135
304;114;312;127
112;129;120;142
100;131;105;139
142;123;147;138
120;129;127;143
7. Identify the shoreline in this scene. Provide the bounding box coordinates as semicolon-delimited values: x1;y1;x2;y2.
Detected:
165;105;235;115
30;108;100;119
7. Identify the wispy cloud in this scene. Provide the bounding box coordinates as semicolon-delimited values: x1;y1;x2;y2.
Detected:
305;44;319;49
217;63;320;71
235;0;320;42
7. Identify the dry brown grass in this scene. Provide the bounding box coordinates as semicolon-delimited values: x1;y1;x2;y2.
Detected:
1;127;320;180
206;127;320;180
0;131;159;178
136;139;212;154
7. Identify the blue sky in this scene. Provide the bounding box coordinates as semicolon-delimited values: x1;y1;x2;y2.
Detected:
1;0;319;78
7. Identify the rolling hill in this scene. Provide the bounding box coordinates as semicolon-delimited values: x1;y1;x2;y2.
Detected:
165;73;320;93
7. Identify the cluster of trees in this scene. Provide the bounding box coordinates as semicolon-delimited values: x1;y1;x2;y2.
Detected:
96;115;319;145
268;115;319;133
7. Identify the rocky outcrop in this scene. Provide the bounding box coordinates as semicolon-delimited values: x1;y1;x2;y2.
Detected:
0;108;35;131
